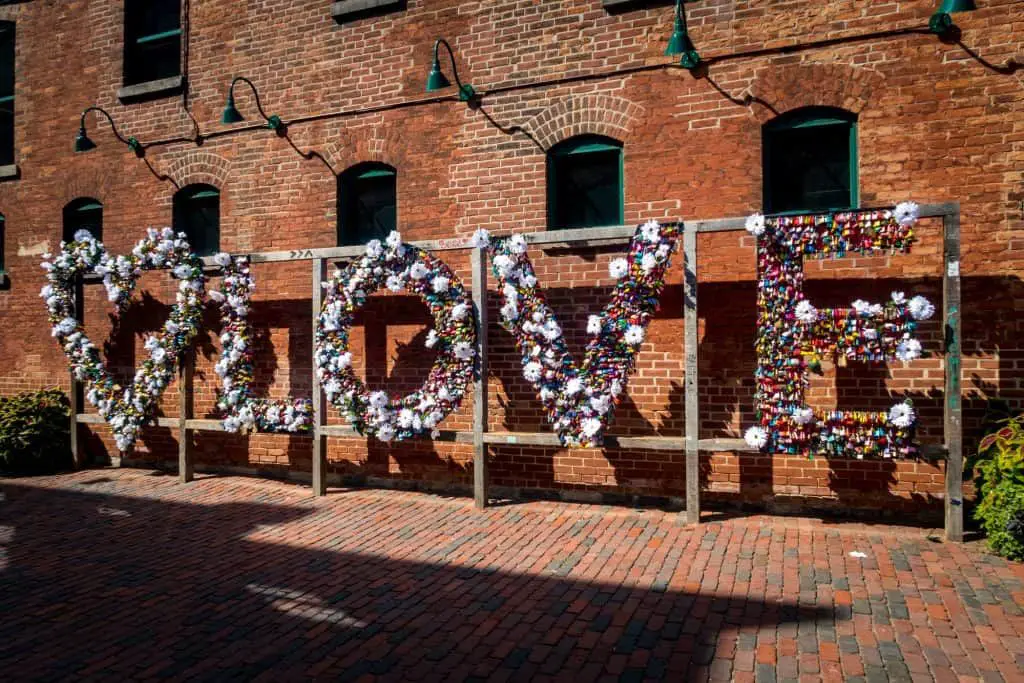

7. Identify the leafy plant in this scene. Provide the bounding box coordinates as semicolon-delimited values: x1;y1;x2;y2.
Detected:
969;410;1024;560
0;389;72;474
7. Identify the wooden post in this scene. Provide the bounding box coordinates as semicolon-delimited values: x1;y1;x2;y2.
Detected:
311;258;328;496
70;276;84;468
683;227;700;524
178;348;194;483
471;247;489;509
943;208;963;542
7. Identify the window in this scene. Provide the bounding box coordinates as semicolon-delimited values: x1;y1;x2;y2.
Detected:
763;107;858;214
173;184;219;257
123;0;181;86
337;162;397;246
63;198;103;243
547;135;624;230
0;23;14;166
0;213;5;273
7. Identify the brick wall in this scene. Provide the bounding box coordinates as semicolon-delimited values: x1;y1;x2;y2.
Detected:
1;0;1022;520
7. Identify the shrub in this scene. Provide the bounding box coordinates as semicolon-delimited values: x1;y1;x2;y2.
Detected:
970;411;1024;560
0;388;72;474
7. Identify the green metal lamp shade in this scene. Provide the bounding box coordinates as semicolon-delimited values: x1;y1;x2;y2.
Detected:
938;0;976;12
425;58;451;92
221;95;245;124
664;16;690;56
74;127;96;153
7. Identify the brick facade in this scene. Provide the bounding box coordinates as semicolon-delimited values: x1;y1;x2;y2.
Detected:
1;0;1022;520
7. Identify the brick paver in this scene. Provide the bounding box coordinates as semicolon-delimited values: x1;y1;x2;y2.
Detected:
1;470;1023;682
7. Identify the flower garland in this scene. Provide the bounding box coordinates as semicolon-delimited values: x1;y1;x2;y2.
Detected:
314;231;476;441
744;203;932;458
41;228;205;452
210;253;314;434
485;220;681;448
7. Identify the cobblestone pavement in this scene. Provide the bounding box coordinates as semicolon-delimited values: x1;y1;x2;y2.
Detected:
1;470;1023;682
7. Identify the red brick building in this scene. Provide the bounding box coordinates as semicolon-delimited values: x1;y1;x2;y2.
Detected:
0;0;1020;521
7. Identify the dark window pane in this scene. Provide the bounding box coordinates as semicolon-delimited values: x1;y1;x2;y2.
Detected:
173;185;219;257
63;199;103;243
547;136;623;231
0;23;14;166
0;217;5;272
124;0;180;85
338;165;396;246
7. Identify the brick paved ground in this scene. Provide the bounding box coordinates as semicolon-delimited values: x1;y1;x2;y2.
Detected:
1;470;1023;682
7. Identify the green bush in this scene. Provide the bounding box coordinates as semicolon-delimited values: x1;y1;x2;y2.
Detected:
969;411;1024;560
0;389;72;474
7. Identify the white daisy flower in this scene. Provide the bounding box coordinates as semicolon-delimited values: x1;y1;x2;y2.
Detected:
470;228;491;248
523;361;543;383
624;325;645;346
893;201;919;227
887;402;916;428
409;263;429;280
507;234;528;254
908;295;935;321
791;407;815;425
744;426;768;449
581;418;603;438
896;338;922;362
609;258;629;279
431;275;450;294
795;300;818;324
640;219;661;243
453;341;475;360
745;213;766;237
891;291;907;305
587;315;603;335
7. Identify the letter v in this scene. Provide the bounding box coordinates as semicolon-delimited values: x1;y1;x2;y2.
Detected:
487;220;681;448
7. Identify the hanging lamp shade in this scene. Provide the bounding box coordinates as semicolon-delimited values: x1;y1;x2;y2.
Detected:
425;57;451;92
221;94;244;124
74;127;96;153
938;0;976;12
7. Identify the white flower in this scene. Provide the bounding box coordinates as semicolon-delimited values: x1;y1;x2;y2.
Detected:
431;275;450;294
507;234;528;254
208;289;226;303
745;213;766;237
172;264;192;280
541;320;561;341
398;409;416;429
365;239;384;259
795;300;818;324
640;219;661;243
409;263;429;280
213;252;232;267
54;317;78;336
893;201;919;227
336;352;353;369
73;229;93;243
744;426;768;449
590;395;612;414
851;299;872;315
451;303;470;321
523;362;543;383
385;231;402;250
470;228;491;248
609;380;623;397
581;418;603;438
500;302;519;321
863;328;879;340
587;315;603;335
369;391;389;409
791;407;815;425
896;338;922;362
376;424;395;442
454;341;475;360
891;291;907;305
624;325;645;346
908;295;935;321
640;253;657;273
565;378;583;396
609;258;629;279
493;254;514;278
519;273;537;289
888;402;916;428
151;347;167;364
425;330;439;348
386;274;404;292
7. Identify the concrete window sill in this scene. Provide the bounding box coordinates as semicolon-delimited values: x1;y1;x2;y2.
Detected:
0;164;19;181
332;0;405;22
117;75;184;102
602;0;656;10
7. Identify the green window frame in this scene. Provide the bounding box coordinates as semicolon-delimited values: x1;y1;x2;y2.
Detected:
173;184;219;257
337;162;397;246
123;0;181;86
0;23;14;166
763;106;858;215
547;134;624;230
63;198;103;243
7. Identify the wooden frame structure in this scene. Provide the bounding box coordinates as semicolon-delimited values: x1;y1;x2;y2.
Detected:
68;202;964;541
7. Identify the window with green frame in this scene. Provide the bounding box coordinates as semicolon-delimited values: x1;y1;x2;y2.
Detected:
547;135;624;230
337;162;397;246
62;198;103;243
173;184;219;257
0;23;14;166
123;0;181;86
762;107;858;215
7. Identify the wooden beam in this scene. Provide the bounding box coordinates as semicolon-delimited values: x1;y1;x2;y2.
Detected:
683;227;700;525
471;247;490;509
178;348;194;483
69;276;84;468
943;207;964;542
311;258;328;496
